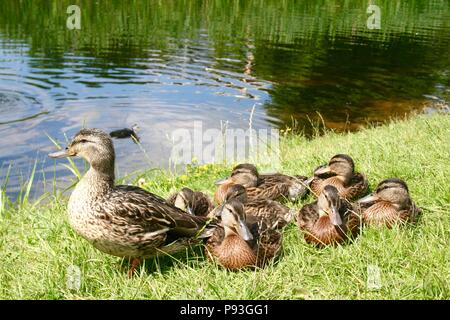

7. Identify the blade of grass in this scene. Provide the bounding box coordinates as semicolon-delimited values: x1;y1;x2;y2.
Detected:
20;159;37;209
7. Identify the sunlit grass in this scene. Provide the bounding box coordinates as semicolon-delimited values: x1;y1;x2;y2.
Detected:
0;113;448;299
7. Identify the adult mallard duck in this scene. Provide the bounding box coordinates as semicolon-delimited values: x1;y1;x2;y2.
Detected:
167;187;213;217
211;183;295;229
356;178;421;227
205;199;282;270
308;154;368;200
296;185;361;246
214;163;309;203
48;128;213;276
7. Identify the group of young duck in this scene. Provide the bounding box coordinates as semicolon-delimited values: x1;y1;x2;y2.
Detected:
48;128;421;275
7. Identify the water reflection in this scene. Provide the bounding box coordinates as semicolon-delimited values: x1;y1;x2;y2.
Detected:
0;0;448;200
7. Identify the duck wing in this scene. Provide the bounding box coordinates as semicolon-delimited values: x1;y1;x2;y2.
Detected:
245;218;282;267
398;201;422;225
341;201;362;237
296;201;319;231
258;173;286;184
408;201;422;223
109;185;212;238
346;173;369;200
259;173;308;182
309;177;324;197
246;184;290;201
245;199;294;229
256;227;282;267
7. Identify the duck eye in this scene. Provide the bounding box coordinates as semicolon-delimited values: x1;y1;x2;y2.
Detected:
79;139;88;143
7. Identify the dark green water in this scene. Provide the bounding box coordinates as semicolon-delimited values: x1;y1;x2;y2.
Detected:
0;0;449;199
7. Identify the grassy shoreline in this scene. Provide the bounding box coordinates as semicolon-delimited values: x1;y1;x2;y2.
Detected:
0;113;449;299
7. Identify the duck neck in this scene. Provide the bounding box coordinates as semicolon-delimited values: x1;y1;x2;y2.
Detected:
224;226;239;239
77;160;115;198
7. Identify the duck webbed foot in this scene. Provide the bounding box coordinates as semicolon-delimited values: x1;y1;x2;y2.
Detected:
128;257;141;278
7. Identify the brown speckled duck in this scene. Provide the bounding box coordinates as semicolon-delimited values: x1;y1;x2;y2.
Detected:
308;154;368;200
297;185;361;246
48;129;213;276
215;163;309;203
357;178;421;227
205;200;282;270
167;187;213;217
211;184;295;229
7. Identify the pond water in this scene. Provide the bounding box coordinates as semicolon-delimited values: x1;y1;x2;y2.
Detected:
0;0;449;200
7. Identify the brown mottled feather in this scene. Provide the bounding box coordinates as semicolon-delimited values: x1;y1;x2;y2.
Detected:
244;199;294;229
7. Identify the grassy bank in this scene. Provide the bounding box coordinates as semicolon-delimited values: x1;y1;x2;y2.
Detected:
0;113;449;299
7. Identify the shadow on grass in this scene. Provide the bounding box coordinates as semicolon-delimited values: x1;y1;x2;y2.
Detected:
118;244;208;276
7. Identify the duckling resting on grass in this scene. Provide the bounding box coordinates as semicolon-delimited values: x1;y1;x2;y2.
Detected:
167;187;213;217
205;200;282;270
296;185;361;246
357;178;421;228
48;128;214;276
215;163;309;203
308;154;368;200
212;183;295;229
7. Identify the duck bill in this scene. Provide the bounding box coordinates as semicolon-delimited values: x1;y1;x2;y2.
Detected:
357;193;379;205
48;149;72;158
237;220;253;241
214;202;227;217
314;164;331;176
330;206;342;226
215;177;231;186
304;176;315;186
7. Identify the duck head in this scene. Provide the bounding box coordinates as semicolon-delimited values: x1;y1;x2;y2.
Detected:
357;178;410;209
48;128;115;175
174;187;195;214
314;154;355;183
224;184;248;203
219;199;253;241
215;163;259;188
317;185;344;226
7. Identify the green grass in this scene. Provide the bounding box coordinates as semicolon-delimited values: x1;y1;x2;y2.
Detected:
0;113;449;299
